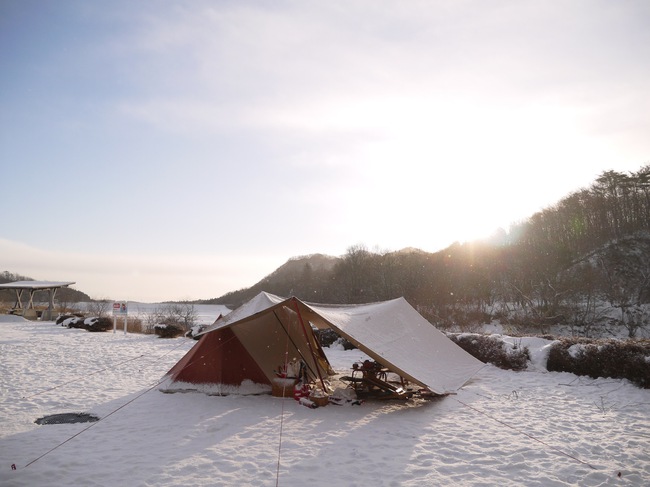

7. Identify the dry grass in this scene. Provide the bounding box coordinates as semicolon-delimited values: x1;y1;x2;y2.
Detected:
102;316;150;334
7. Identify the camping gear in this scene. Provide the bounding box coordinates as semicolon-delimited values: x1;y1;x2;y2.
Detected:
293;382;311;401
341;360;413;400
272;378;298;397
308;390;329;407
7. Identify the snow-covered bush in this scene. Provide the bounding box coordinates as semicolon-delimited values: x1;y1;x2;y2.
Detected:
82;317;112;332
447;333;530;371
547;338;650;388
153;323;184;338
144;303;198;333
56;314;83;326
56;315;112;332
315;329;355;350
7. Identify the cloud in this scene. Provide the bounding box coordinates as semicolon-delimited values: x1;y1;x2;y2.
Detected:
112;0;650;151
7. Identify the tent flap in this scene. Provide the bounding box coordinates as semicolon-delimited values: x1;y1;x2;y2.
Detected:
304;297;485;394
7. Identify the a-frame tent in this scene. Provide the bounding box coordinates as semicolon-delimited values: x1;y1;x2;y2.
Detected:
162;292;334;395
160;292;484;396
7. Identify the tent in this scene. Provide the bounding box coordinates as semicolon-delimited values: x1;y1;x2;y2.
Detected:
160;292;484;396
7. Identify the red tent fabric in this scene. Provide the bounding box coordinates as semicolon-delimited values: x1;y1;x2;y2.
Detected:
164;327;270;388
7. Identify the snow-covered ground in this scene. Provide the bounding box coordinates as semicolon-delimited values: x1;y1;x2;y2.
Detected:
1;316;649;486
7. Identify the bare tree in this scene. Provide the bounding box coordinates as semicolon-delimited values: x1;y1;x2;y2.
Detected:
167;302;198;331
144;303;198;332
87;299;111;318
55;291;81;316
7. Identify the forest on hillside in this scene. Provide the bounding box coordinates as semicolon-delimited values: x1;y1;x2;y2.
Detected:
215;166;650;338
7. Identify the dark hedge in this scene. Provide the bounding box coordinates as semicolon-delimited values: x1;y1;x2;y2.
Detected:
547;338;650;388
153;323;184;338
447;334;529;371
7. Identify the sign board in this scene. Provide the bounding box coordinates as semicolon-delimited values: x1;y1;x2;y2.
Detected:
112;301;128;316
113;301;128;335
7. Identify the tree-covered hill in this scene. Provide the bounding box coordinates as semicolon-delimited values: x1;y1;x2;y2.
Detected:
206;165;650;337
204;253;340;307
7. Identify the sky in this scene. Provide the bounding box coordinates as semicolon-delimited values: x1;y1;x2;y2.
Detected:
1;0;649;302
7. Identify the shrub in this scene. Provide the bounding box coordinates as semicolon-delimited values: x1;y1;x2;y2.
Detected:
56;314;84;325
57;316;112;332
447;333;529;371
547;338;650;388
83;317;113;332
144;303;197;333
153;323;184;338
315;329;355;350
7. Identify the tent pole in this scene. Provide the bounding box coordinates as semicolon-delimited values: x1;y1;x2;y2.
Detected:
291;298;327;391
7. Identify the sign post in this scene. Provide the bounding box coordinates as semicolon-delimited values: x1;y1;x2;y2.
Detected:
112;301;128;334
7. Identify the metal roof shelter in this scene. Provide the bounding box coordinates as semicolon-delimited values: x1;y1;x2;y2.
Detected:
0;281;75;321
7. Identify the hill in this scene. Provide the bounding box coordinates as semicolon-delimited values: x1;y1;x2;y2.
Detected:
205;253;340;307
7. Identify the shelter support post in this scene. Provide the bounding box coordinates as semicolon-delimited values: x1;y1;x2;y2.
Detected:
13;289;24;313
43;288;57;321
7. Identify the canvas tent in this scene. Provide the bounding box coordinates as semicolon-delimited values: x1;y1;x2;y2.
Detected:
161;292;484;396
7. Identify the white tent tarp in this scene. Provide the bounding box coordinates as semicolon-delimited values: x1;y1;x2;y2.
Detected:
304;298;485;394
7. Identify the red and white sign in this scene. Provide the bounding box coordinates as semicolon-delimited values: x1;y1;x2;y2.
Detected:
112;302;128;315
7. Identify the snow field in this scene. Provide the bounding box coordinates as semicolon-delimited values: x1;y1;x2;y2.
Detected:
1;317;649;486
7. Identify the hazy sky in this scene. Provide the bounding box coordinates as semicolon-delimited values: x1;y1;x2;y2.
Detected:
1;1;649;301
